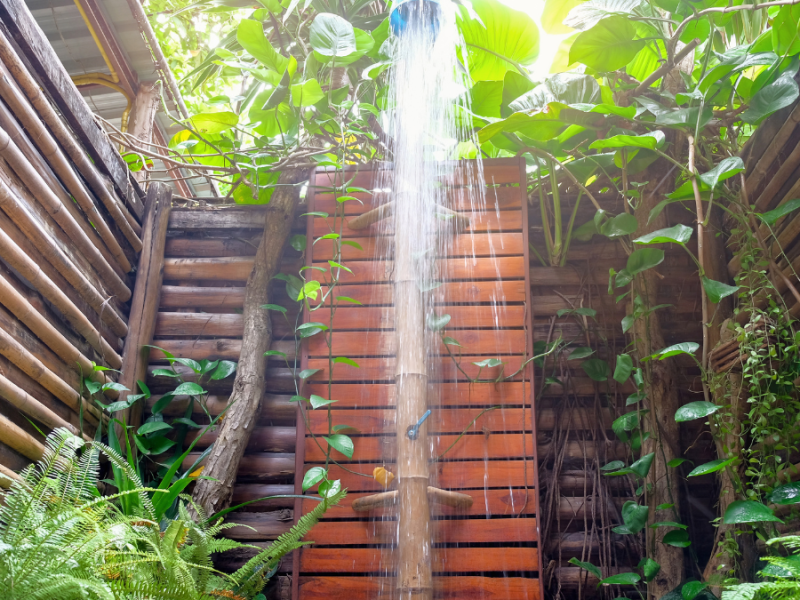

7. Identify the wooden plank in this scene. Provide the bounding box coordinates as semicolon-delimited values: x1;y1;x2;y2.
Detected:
150;338;293;361
188;426;295;454
299;576;539;600
312;460;536;492
307;330;527;357
160;285;245;309
0;2;140;216
164;256;525;283
183;452;295;482
169;206;273;230
313;185;522;215
304;382;526;408
305;355;526;382
304;432;535;462
317;281;528;306
312;232;524;260
300;546;538;573
154;305;524;337
313;209;522;237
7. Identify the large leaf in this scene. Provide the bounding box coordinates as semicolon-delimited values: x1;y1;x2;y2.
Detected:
702;277;739;304
613;500;648;534
634;224;693;245
324;434;354;459
302;466;326;491
188;111;238;134
613;354;633;383
629;452;655;478
723;500;783;524
564;0;644;31
699;157;745;190
600;213;638;238
570;16;645;71
582;358;609;381
639;557;660;582
651;342;699;360
237;19;291;73
599;572;641;586
662;530;691;547
758;197;800;226
590;130;664;151
772;4;800;56
478;102;568;142
173;382;206;396
568;557;602;579
459;0;540;82
741;71;800;124
626;248;664;275
291;79;325;106
310;13;357;58
688;457;737;477
542;0;584;34
768;482;800;505
510;73;600;112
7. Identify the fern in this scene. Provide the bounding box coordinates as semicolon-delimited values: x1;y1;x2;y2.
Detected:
723;536;800;600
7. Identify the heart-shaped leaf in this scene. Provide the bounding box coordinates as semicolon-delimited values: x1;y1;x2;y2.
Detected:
302;466;327;491
324;434;354;459
427;313;452;331
698;157;745;190
210;360;237;380
723;500;783;524
310;395;338;409
613;354;633;383
173;382;206;397
582;358;610;381
768;482;800;505
662;529;691;547
702;277;739;304
758;197;800;226
687;457;736;477
138;421;172;436
626;248;664;275
634;224;693;245
675;401;719;422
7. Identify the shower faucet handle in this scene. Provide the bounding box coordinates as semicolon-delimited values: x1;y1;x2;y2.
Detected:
407;409;432;440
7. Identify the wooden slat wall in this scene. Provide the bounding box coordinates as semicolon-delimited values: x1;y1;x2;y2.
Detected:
0;11;142;477
295;159;541;599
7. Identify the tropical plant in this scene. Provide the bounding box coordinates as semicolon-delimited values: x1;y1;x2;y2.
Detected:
722;536;800;600
0;428;344;600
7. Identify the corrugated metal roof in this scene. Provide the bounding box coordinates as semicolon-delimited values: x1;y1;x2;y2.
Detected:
25;0;211;195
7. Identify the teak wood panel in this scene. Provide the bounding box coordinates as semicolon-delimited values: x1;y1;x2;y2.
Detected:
296;160;540;599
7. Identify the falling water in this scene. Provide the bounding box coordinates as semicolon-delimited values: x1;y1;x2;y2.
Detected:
374;0;489;597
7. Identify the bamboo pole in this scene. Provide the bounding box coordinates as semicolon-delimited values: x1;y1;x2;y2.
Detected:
394;195;432;600
0;461;19;488
117;183;172;432
0;371;87;439
0;325;100;425
0;272;115;395
0;411;44;461
0;222;122;367
0;125;132;302
0;174;129;338
0;31;142;247
0;68;133;272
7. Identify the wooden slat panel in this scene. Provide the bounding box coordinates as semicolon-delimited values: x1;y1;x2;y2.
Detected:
315;460;536;492
313;185;522;215
307;407;532;435
303;517;538;545
314;209;522;237
303;382;526;408
300;547;538;573
317;281;528;305
307;330;526;357
313;232;524;260
305;355;526;382
299;576;539;600
304;432;535;462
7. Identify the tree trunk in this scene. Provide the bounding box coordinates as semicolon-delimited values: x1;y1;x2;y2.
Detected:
192;168;309;516
633;163;685;598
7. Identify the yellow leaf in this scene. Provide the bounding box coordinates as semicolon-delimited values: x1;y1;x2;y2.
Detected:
189;466;205;478
373;466;394;487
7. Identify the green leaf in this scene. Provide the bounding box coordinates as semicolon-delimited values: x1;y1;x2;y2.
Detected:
318;478;342;499
290;234;307;252
634;224;693;245
630;452;655;479
541;0;584;34
651;342;699;360
333;357;360;368
479;103;568;143
173;382;206;396
601;460;625;472
210;360;237;380
324;434;354;459
138;421;172;436
291;79;325;107
569;347;595;360
298;368;321;380
688;457;737;477
662;530;691;547
772;4;800;56
262;303;288;314
151;394;175;415
237;19;291;73
626;248;664;275
310;395;338;409
741;71;800;124
639;557;660;582
568;557;602;579
621;314;634;334
310;13;356;58
427;313;452;331
682;582;707;600
173;358;202;373
302;466;327;491
298;280;322;301
472;358;504;368
613;354;633;383
297;322;328;338
590;130;664;151
600;213;638;239
675;401;720;422
188;111;238;135
758;197;800;226
570;17;645;72
582;358;610;381
650;521;687;529
613;501;649;534
768;482;800;505
510;73;600;111
442;336;462;347
173;418;202;429
599;572;641;586
702;277;739;304
723;500;783;524
459;0;540;82
336;295;362;305
564;0;644;31
667;458;688;468
698;157;745;190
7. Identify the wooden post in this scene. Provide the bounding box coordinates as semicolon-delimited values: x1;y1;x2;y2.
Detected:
394;192;433;600
128;83;159;185
116;183;172;433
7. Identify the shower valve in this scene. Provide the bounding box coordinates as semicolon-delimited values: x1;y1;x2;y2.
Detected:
407;409;432;440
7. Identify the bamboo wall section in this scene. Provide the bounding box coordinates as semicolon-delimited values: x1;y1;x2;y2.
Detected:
0;16;143;480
